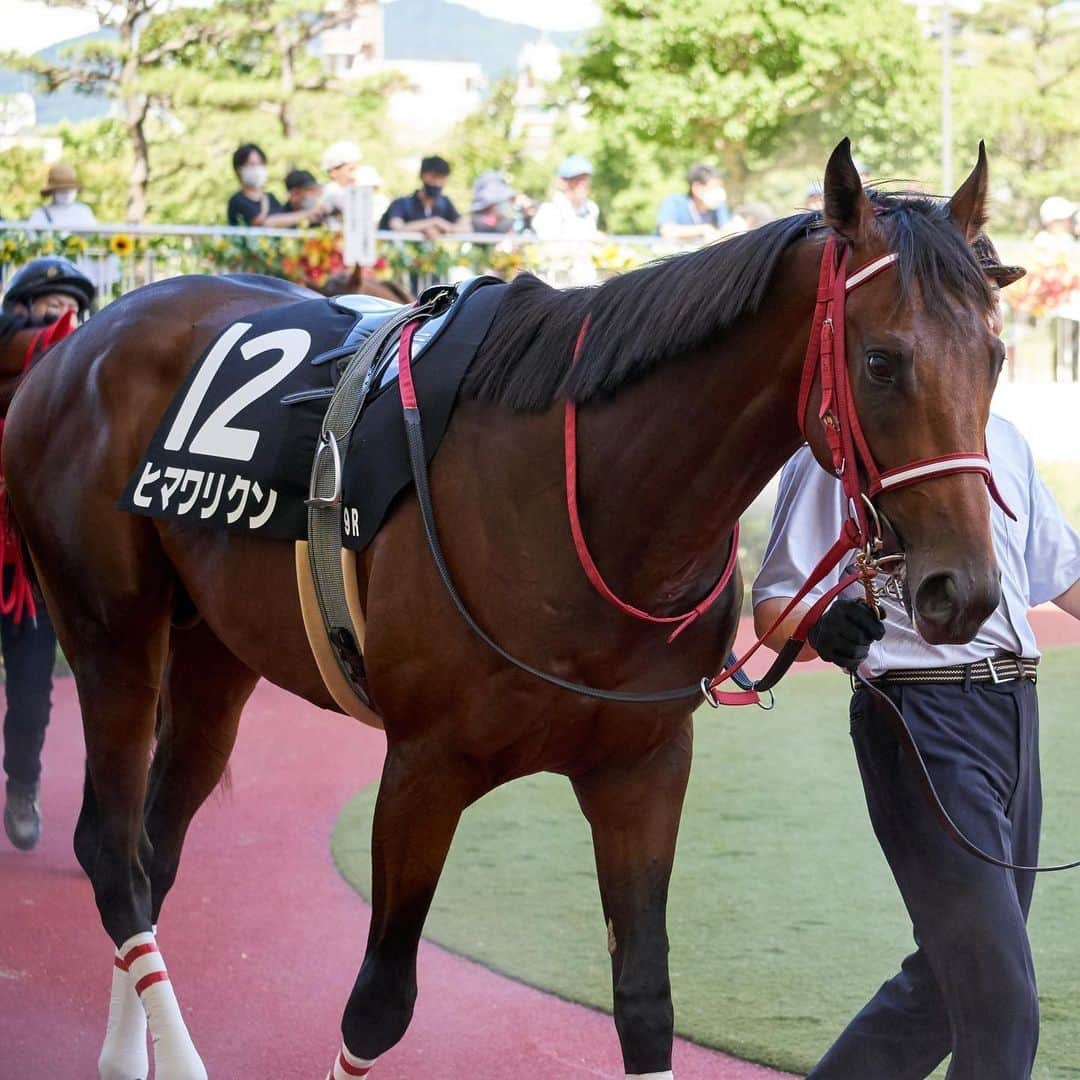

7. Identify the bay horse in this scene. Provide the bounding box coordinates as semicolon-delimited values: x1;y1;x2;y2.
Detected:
3;141;1006;1080
320;262;415;304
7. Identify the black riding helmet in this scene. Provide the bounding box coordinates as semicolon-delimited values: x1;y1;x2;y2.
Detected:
2;256;96;318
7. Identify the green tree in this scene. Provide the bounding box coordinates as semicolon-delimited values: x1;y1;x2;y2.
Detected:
951;0;1080;232
0;0;234;221
446;74;573;210
575;0;938;232
168;0;385;140
2;0;391;223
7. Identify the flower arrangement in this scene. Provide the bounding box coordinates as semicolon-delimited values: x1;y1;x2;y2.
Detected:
2;228;655;297
1004;248;1080;318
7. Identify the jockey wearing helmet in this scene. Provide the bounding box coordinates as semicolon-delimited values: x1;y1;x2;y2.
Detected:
1;256;96;339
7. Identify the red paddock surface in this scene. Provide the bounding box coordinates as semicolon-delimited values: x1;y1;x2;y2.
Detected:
4;608;1074;1077
0;671;794;1079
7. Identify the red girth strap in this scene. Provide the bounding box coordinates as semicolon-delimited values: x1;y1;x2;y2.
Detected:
564;316;739;642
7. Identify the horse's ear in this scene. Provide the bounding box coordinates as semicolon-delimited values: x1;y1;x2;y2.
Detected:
988;263;1026;288
823;137;875;245
948;142;989;242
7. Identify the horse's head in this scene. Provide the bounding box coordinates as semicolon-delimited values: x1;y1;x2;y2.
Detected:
809;139;1010;644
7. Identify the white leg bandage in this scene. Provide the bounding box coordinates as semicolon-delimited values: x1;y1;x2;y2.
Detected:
326;1041;376;1079
97;950;148;1080
117;932;206;1080
627;1073;674;1079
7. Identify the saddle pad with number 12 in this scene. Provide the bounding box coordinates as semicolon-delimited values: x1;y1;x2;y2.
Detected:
119;298;360;539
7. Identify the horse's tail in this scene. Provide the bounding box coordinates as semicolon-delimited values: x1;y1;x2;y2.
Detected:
0;480;39;624
0;311;79;624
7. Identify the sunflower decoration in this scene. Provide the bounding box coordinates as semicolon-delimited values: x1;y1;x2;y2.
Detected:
109;233;135;257
593;242;644;276
1004;249;1080;318
487;241;529;279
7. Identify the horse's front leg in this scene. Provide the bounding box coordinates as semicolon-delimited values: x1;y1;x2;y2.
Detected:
326;741;486;1079
572;721;692;1080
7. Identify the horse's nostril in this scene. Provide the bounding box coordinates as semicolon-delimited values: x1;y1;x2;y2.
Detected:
915;572;960;627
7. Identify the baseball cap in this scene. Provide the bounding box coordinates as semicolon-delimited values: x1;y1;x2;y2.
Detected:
557;154;593;180
322;140;362;173
1040;195;1078;225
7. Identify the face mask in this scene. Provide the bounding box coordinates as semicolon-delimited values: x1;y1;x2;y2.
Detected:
240;164;267;188
422;181;443;199
53;189;78;207
701;186;727;211
299;195;319;210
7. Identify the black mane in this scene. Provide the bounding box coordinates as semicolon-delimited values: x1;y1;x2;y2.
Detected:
464;193;993;413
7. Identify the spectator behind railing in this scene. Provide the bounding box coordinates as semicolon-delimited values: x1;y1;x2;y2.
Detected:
1035;196;1077;251
227;144;285;226
379;155;469;241
469;172;519;234
280;170;331;229
228;148;326;229
532;155;600;243
27;162;96;230
531;155;602;287
26;162;117;295
655;163;730;241
320;141;364;228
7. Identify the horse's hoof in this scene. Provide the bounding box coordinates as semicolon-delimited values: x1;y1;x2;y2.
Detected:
98;1039;149;1080
98;1058;147;1080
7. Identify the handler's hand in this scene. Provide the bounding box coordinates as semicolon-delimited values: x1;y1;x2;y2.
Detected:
807;598;885;671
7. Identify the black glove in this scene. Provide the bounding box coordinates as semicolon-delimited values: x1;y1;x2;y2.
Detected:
807;598;885;671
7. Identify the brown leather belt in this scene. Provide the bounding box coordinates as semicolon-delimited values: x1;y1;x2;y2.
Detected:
873;654;1038;686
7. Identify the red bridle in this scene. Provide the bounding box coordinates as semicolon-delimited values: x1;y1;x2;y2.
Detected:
563;234;1013;707
795;235;1013;543
702;235;1013;705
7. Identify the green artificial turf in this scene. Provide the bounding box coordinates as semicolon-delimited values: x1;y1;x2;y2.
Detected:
332;647;1080;1077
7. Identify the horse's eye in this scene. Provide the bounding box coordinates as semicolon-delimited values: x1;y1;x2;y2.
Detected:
866;352;894;383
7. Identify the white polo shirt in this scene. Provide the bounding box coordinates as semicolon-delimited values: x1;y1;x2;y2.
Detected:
752;415;1080;675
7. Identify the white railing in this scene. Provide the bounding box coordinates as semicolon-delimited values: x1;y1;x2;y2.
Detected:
2;221;1077;382
0;220;677;298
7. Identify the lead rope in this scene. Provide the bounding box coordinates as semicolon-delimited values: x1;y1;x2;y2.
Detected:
855;672;1080;872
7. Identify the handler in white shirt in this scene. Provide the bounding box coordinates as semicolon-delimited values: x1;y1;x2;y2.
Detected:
753;416;1080;1079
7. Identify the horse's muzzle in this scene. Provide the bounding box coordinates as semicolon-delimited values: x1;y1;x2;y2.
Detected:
913;569;1001;644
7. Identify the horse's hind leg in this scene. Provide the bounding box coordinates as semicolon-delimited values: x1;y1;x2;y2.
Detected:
144;619;259;923
571;724;693;1080
23;511;207;1079
95;620;258;1079
326;744;486;1079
